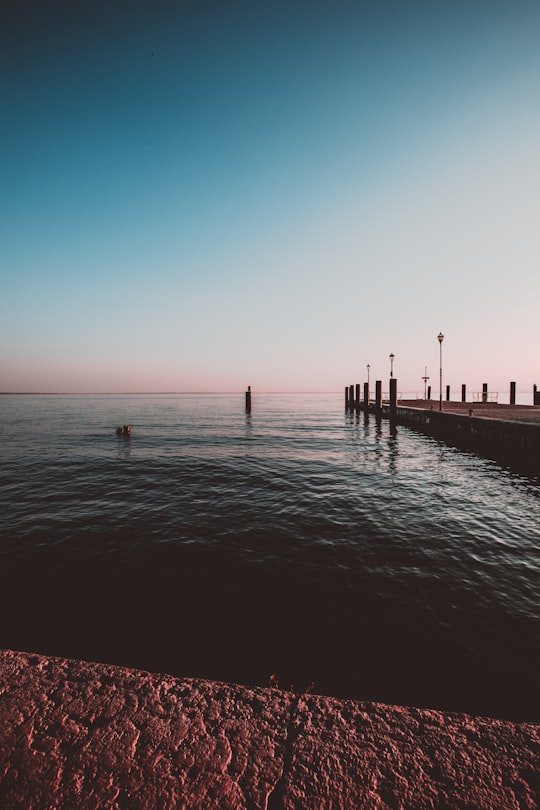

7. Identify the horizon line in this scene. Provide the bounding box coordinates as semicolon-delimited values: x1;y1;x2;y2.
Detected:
0;390;344;396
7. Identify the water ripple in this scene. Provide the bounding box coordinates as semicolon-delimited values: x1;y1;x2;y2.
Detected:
0;393;539;719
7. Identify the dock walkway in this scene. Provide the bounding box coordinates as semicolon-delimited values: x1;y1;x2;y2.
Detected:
399;400;540;424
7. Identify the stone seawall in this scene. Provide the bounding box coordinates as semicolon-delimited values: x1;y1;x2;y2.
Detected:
0;650;538;808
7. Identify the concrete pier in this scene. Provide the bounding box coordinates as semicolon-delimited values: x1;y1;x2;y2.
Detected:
373;400;540;474
0;650;538;809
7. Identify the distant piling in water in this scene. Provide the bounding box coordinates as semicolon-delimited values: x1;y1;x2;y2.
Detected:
245;386;252;413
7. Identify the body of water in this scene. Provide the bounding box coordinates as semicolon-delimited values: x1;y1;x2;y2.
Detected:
1;393;538;721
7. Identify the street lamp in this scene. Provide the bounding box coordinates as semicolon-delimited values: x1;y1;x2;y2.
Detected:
437;333;444;411
389;353;395;378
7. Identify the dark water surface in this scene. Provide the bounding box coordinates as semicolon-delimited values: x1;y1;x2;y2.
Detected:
1;393;539;720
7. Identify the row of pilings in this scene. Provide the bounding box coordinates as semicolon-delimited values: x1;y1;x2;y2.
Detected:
345;381;540;475
345;380;398;416
346;381;540;409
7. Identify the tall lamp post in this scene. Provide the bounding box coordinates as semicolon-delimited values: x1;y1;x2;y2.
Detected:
389;353;395;378
437;333;444;411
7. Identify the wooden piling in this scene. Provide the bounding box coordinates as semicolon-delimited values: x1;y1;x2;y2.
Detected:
345;386;349;410
375;381;382;414
355;384;361;413
363;382;369;410
245;386;252;413
389;378;397;417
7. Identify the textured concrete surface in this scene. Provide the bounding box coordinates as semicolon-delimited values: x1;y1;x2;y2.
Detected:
0;649;538;808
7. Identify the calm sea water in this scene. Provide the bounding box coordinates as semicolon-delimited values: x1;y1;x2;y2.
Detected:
1;393;539;721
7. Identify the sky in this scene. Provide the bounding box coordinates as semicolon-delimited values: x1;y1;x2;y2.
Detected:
1;0;540;395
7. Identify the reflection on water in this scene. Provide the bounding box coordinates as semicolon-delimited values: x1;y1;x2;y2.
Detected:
0;393;539;720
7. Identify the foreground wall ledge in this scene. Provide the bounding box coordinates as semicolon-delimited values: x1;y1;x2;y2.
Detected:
0;649;538;809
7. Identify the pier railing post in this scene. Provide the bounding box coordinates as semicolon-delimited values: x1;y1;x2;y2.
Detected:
510;382;516;406
446;385;450;402
482;383;488;403
427;385;431;400
462;384;466;403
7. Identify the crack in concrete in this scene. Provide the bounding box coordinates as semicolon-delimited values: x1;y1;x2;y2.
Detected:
266;695;301;810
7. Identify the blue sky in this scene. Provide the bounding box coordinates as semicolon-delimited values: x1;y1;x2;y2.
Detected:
2;0;539;395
